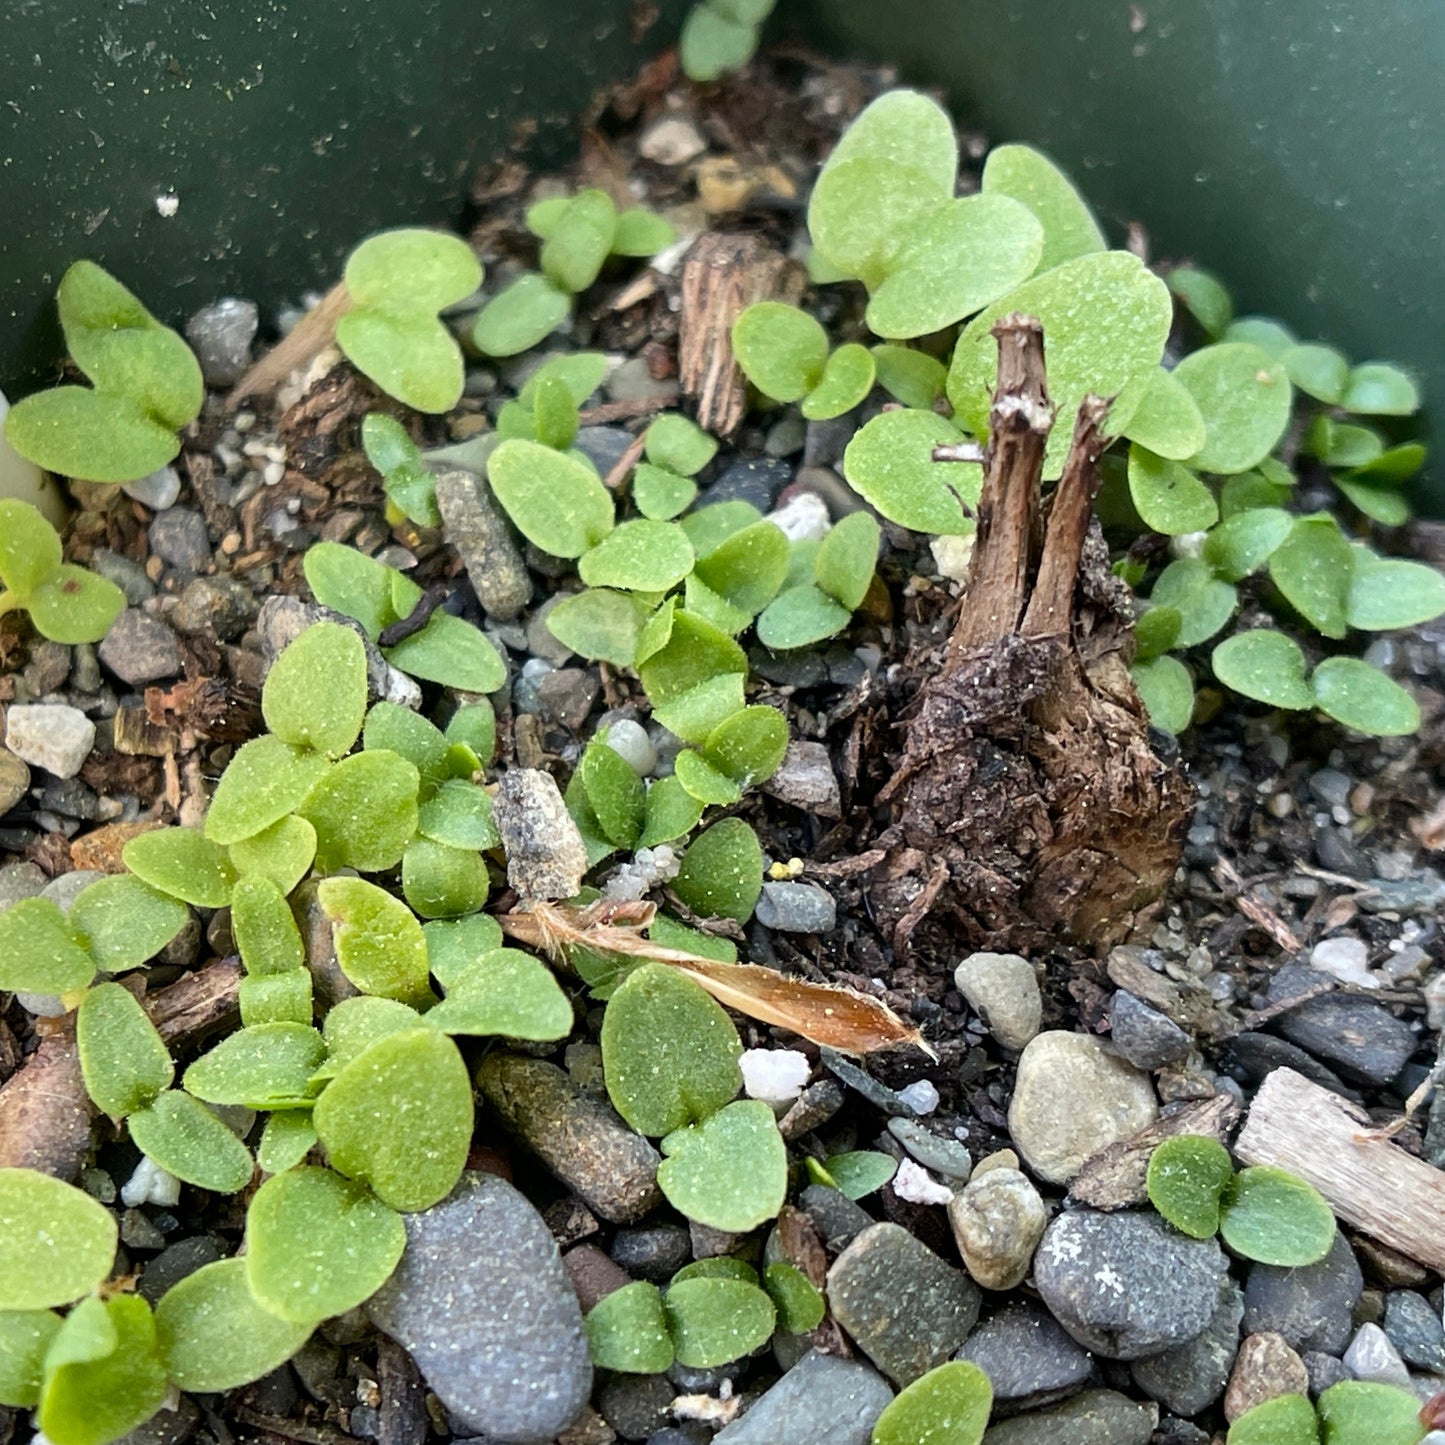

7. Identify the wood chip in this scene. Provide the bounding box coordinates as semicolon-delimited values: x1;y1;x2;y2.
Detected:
145;958;243;1047
1235;1066;1445;1272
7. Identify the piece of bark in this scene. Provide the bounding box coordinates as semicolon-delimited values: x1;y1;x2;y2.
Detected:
1069;1093;1241;1210
870;316;1191;955
376;1338;427;1445
0;1018;96;1181
678;233;799;436
1235;1066;1445;1272
145;957;243;1047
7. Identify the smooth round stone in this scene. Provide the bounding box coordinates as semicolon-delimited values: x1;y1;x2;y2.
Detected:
1221;1329;1308;1423
953;952;1041;1051
1007;1032;1158;1185
121;464;182;511
947;1167;1046;1291
756;881;836;934
955;1300;1092;1408
604;719;657;777
713;1350;892;1445
1034;1210;1226;1360
979;1389;1156;1445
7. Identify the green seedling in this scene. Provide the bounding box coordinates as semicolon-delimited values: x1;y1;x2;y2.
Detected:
335;228;482;413
871;1361;994;1445
808;1149;898;1200
473;190;673;356
3;262;203;483
497;351;611;448
679;0;776;82
1227;1382;1427;1445
662;1276;776;1368
362;413;439;527
0;498;126;644
657;1098;788;1231
732;302;877;420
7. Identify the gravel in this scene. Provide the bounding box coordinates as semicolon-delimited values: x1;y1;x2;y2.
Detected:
954;952;1042;1051
148;507;211;573
4;704;95;778
97;608;183;685
1273;994;1417;1085
1110;990;1192;1070
955;1299;1094;1409
1131;1280;1243;1416
947;1167;1046;1291
185;297;259;386
435;468;532;620
492;769;590;902
755;881;837;933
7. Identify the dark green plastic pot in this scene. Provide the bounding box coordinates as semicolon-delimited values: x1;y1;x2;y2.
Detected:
4;0;1441;513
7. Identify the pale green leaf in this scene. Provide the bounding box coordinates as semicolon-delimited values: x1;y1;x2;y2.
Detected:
316;876;433;1007
0;1170;117;1310
658;1099;788;1231
127;1090;255;1193
843;408;977;534
982;142;1105;272
1211;631;1314;710
1310;659;1419;736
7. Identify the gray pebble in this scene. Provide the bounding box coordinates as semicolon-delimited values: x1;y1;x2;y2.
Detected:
761;741;841;818
1110;990;1192;1070
704;457;792;511
138;1235;226;1303
1131;1279;1243;1415
148;508;211;574
1274;995;1416;1085
1384;1289;1445;1372
599;1374;675;1442
573;426;638;477
491;769;589;903
98;609;182;685
1359;874;1445;915
435;469;531;620
1308;768;1353;809
764;413;806;457
827;1223;980;1385
1034;1210;1226;1360
19;640;71;698
1243;1230;1361;1354
981;1389;1156;1445
537;668;599;731
713;1350;892;1445
799;1185;874;1251
185;297;259;386
369;1173;592;1443
172;576;257;640
605;358;677;405
947;1168;1046;1291
0;862;47;913
1301;1350;1350;1397
778;1079;844;1141
1342;1321;1411;1387
1225;1032;1357;1101
477;1054;662;1224
4;704;95;779
756;881;836;933
1314;827;1373;879
886;1119;972;1181
819;1047;918;1118
956;1299;1093;1409
803;417;855;470
90;548;155;605
603;719;656;777
121;465;182;512
525;595;577;666
954;952;1042;1052
609;1225;691;1282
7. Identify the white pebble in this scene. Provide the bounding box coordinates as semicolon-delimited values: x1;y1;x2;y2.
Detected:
121;1156;183;1208
4;704;96;779
892;1157;954;1206
521;657;554;681
601;844;682;903
766;492;832;543
739;1048;811;1108
121;465;181;511
1169;530;1208;560
604;719;657;777
896;1079;941;1116
15;993;68;1017
929;533;974;582
1309;936;1378;989
1342;1322;1411;1387
154;192;179;218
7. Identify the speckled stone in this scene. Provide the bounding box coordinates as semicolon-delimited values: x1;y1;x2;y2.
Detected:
1132;1279;1244;1415
981;1390;1156;1445
1242;1230;1361;1354
713;1350;892;1445
956;1300;1093;1408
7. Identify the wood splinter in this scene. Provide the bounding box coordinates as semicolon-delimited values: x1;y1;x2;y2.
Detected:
872;314;1192;955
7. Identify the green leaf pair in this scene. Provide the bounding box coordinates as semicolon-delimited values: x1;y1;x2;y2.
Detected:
757;510;880;649
2;261;203;483
336;229;482;414
679;0;775;82
1227;1382;1426;1445
732;304;877;420
498;352;611;450
0;499;126;644
362;413;439;527
634;412;718;520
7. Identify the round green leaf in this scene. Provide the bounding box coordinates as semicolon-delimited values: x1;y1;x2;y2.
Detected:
1226;1393;1320;1445
639;775;706;848
1168;267;1234;339
302;542;394;640
651;673;746;744
336;310;465;415
361;704;448;782
1282;343;1349;404
808;158;944;290
633;463;699;522
1268;516;1353;639
0;1170;117;1310
982;141;1105;273
1145;1135;1234;1239
228;815;317;905
613;207;676;257
123;826;237;908
156;1257;313;1393
1341;362;1419;417
76;983;172;1117
417;780;499;851
127;1090;255;1193
489;439;614;559
823;1150;898;1200
342;228;481;312
382;610;506;693
658;1099;787;1231
801;343;876;419
206;735;331;847
866;193;1043;339
401;839;490;920
1131;655;1195;734
671;1257;757;1286
546;588;652;666
1202;507;1292;582
580;735;645;848
1335;477;1412;527
301;751;420;874
232;875;306;977
313;1027;473;1211
1211;631;1314;711
0;1309;62;1409
828;89;958;195
1133;604;1181;664
1316;1380;1425;1445
703;705;788;788
69;874;187;976
245;1166;406;1324
240;969;314;1027
0;498;62;595
540;188;616;294
948;251;1173;479
1151;559;1238;647
579;519;694;593
1219;1166;1336;1266
731;303;829;403
762;1263;825;1335
1223;316;1297;356
0;897;94;995
817;512;880;610
472;272;571;357
1127;445;1218;535
23;563;127;646
37;1294;168;1445
424;947;572;1040
316;876;432;1006
1174;342;1293;475
756;584;854;650
315;996;425;1079
601;963;743;1136
672;817;763;924
1222;470;1294;518
674;749;743;805
1310;658;1420;736
3;387;182;484
843;408;978;534
585;1281;673;1374
262;621;367;758
531;371;580;451
872;1360;994;1445
663;1277;776;1368
1346;553;1445;631
678;4;756;82
1116;366;1208;460
679;500;763;560
646;415;718;477
184;1023;326;1109
258;1111;319;1174
871;345;947;410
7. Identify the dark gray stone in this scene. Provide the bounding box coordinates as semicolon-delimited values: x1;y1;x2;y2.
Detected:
800;1185;874;1250
1359;874;1445;915
704;457;792;511
1131;1279;1243;1415
491;769;589;903
981;1389;1156;1445
148;507;211;573
1314;827;1372;879
1243;1230;1361;1354
756;881;836;934
887;1119;973;1181
956;1300;1093;1407
609;1225;691;1283
478;1053;662;1224
98;609;182;685
1383;1289;1445;1371
536;667;599;731
172;575;257;640
138;1235;226;1303
713;1351;893;1445
1110;990;1192;1070
91;547;156;605
1225;1033;1358;1101
827;1223;980;1385
819;1047;918;1117
778;1080;845;1141
598;1374;675;1442
1273;995;1417;1085
1301;1350;1349;1397
369;1172;592;1444
1033;1210;1226;1360
573;426;637;477
185;297;259;386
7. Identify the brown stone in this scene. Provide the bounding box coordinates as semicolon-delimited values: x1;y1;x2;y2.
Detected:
69;818;166;874
1224;1331;1309;1422
563;1244;633;1314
